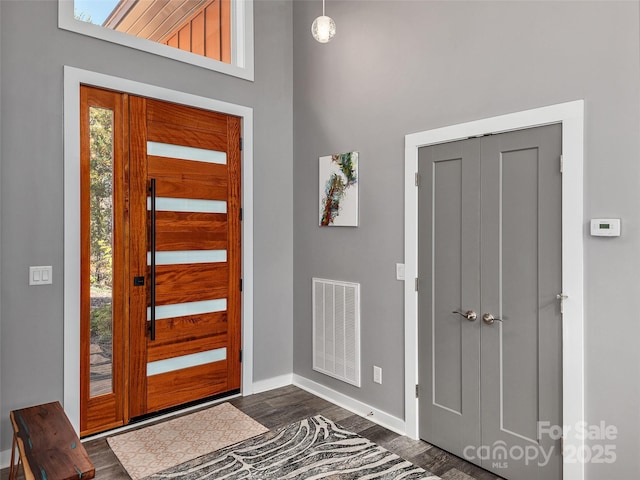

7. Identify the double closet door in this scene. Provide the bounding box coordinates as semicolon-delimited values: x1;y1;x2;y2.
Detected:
80;86;242;436
418;125;563;480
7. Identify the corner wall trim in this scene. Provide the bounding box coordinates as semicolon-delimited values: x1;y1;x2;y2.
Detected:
292;374;406;436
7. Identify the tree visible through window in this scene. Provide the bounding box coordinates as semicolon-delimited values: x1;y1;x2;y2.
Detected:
89;106;114;397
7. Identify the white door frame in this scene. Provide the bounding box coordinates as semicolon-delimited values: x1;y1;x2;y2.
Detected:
63;66;255;433
404;100;584;480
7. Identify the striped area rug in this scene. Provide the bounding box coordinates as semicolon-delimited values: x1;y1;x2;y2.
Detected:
143;415;440;479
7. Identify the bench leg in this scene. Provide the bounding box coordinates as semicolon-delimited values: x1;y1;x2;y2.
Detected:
8;434;25;480
8;432;17;480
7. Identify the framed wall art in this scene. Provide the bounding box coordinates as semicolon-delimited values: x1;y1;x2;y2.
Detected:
319;151;359;227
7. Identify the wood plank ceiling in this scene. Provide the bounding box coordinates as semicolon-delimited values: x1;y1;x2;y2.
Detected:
103;0;210;42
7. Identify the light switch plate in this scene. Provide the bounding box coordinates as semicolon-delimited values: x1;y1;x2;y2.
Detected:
29;266;52;285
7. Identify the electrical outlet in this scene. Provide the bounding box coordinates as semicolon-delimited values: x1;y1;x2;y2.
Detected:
396;263;405;280
373;366;382;384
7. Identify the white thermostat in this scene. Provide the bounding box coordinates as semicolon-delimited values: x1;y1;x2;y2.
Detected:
590;218;621;237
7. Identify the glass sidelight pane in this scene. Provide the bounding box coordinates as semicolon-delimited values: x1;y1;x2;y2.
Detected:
89;106;114;397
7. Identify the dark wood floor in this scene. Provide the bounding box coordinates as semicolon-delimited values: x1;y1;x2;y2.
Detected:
2;385;503;480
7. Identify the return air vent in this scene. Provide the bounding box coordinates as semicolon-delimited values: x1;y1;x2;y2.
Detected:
312;278;361;387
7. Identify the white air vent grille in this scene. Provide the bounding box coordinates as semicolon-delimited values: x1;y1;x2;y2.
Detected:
312;278;361;387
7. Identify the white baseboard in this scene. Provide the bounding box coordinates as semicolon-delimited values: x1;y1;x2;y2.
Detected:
252;373;293;394
292;374;406;436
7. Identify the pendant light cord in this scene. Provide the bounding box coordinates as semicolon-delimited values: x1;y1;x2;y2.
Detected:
322;0;326;16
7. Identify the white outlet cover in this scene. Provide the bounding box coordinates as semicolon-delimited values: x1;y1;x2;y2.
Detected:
373;366;382;384
396;263;405;281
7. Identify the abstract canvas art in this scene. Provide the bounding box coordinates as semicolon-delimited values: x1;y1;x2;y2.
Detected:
319;151;359;226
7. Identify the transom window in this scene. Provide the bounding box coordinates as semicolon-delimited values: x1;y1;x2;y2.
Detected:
59;0;254;80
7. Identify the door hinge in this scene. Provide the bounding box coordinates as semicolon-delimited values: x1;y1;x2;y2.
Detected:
239;207;243;221
415;278;419;291
415;384;419;398
560;155;564;173
415;172;420;187
557;292;568;314
240;349;243;363
240;137;243;151
240;278;243;292
561;435;564;456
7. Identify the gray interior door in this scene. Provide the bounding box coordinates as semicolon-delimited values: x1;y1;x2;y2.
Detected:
418;124;563;480
417;137;482;456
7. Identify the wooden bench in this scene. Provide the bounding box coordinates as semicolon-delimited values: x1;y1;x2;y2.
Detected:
9;402;95;480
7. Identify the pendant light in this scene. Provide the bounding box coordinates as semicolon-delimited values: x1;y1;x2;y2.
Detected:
311;0;336;43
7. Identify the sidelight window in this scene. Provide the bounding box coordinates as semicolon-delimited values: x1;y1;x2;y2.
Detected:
87;106;115;398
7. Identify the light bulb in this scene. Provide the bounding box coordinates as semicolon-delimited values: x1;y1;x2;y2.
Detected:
312;15;336;43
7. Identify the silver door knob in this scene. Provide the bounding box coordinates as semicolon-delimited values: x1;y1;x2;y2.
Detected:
482;313;503;325
453;310;477;321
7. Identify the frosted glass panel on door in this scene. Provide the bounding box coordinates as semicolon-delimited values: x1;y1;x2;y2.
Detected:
147;197;227;213
147;348;227;376
147;250;227;265
147;141;227;164
147;298;227;320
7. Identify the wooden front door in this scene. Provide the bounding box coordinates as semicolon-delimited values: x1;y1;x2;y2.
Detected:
129;96;242;417
80;86;242;434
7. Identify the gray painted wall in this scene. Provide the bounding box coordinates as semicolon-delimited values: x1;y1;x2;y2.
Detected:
0;0;293;452
292;1;640;478
0;0;3;437
2;0;640;477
